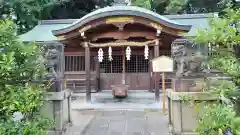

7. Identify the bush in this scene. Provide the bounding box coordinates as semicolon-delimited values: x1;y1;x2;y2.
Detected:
192;7;240;135
196;103;235;135
0;19;51;134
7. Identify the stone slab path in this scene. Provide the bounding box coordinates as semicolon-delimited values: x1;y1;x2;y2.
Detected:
82;110;169;135
64;110;95;135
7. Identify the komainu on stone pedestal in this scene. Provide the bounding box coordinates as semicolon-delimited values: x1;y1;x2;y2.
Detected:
172;44;206;92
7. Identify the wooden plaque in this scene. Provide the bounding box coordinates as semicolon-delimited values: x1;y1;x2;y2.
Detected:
106;17;134;23
152;56;173;72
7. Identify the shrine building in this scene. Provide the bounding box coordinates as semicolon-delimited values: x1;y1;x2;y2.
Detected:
19;2;213;94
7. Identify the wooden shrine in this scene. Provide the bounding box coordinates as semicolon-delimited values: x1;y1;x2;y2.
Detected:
51;4;191;100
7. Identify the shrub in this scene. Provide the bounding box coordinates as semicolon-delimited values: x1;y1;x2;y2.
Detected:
0;19;51;135
193;7;240;134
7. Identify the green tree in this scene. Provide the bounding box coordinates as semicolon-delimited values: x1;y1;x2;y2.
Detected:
131;0;152;10
0;19;51;135
0;0;64;34
131;0;236;14
47;0;113;19
194;7;240;54
164;0;188;14
190;6;240;134
193;6;240;87
0;0;112;34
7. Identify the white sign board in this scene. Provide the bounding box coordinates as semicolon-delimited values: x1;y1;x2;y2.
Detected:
152;56;173;72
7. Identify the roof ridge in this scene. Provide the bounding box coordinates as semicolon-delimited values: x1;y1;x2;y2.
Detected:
39;19;79;25
38;13;216;25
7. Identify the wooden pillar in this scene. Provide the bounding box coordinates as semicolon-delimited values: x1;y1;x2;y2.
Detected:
85;42;91;102
149;49;153;92
154;39;160;102
122;47;126;84
96;56;100;91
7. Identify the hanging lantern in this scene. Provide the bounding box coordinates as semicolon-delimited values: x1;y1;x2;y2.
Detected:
144;45;149;59
108;46;113;61
98;48;103;62
126;46;131;60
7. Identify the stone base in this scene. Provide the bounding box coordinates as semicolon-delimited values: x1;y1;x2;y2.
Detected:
172;77;205;92
42;90;72;135
169;125;198;135
111;85;129;97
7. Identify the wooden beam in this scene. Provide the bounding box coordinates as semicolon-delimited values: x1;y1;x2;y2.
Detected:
88;39;157;48
84;42;91;102
91;31;156;41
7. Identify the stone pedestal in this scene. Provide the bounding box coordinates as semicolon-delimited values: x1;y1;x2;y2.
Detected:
172;77;205;92
111;85;129;97
41;89;72;135
167;90;219;135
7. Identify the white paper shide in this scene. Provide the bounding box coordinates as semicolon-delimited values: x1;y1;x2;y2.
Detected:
126;46;131;60
98;48;104;62
108;46;113;61
144;45;149;59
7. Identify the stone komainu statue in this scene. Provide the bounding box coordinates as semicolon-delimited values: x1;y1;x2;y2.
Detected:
43;43;65;92
44;43;63;80
172;44;204;77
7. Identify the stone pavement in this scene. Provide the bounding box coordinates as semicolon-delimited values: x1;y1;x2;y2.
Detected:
64;110;95;135
66;110;169;135
66;91;170;135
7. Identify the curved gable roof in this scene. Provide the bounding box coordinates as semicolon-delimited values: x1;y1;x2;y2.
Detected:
52;5;192;35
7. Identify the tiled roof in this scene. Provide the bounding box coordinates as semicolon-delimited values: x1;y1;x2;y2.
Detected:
19;20;73;42
166;13;214;37
19;7;214;42
52;5;192;35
